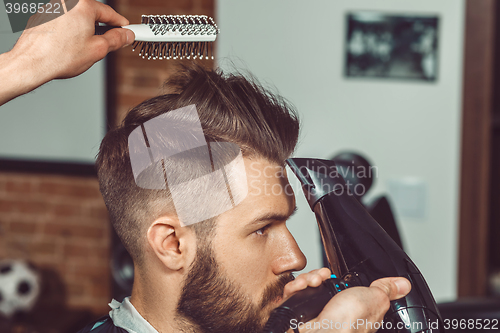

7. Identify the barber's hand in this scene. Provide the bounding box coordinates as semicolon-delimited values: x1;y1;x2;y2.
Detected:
0;0;134;105
310;277;411;333
282;269;411;333
15;0;134;80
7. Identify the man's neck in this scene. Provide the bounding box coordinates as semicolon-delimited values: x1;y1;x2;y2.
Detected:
130;270;190;333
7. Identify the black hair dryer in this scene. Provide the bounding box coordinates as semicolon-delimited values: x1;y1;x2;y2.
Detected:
262;158;444;333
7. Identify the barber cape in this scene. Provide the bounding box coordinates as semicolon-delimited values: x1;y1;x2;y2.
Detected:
77;297;158;333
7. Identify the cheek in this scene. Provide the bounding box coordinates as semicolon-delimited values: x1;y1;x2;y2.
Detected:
215;237;273;294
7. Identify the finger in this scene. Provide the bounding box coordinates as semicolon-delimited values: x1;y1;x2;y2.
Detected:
297;269;320;285
318;267;332;279
93;1;129;26
370;277;411;300
284;276;307;294
96;28;135;53
307;272;325;286
283;268;332;298
304;267;331;286
296;267;329;280
282;275;309;299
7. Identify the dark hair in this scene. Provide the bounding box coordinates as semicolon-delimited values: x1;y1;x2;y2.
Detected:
96;65;299;264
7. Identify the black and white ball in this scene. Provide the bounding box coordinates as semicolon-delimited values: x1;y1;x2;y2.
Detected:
0;260;40;317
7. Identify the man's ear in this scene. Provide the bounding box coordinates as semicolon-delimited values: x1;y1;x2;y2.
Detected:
146;216;196;271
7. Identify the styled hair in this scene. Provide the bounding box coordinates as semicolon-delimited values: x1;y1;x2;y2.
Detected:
96;65;299;264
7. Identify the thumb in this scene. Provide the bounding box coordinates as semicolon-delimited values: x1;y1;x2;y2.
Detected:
100;28;135;52
370;277;411;300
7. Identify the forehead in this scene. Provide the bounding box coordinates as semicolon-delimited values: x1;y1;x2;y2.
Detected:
216;157;295;229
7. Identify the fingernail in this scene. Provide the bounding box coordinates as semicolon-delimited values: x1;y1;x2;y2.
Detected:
125;30;135;46
395;279;411;296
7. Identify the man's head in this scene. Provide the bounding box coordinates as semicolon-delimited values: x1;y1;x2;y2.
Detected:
96;65;306;332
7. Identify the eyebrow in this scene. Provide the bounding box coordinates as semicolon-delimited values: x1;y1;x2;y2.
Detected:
247;206;298;226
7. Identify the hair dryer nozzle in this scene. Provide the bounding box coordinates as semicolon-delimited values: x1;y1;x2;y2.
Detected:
286;158;347;209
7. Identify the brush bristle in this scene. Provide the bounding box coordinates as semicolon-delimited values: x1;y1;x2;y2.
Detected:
131;14;218;60
132;41;214;60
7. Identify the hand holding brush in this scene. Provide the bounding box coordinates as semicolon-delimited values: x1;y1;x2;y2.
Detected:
0;0;133;105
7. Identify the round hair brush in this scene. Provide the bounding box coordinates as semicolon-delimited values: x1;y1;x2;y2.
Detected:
95;14;219;60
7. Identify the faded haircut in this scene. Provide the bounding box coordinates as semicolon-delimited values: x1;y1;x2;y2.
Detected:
96;65;300;265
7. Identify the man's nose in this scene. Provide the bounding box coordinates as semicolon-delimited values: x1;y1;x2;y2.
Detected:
271;226;307;275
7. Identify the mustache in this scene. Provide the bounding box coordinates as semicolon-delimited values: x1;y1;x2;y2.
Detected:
260;273;295;309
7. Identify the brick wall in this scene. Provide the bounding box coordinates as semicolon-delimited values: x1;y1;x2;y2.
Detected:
0;172;110;314
0;0;215;317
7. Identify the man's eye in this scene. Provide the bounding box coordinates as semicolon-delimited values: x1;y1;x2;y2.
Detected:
255;224;270;236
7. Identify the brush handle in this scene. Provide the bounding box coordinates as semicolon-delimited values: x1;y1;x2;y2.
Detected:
95;24;217;42
95;25;121;35
95;25;120;35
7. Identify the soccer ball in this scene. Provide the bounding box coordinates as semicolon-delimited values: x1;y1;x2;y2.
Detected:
0;260;40;317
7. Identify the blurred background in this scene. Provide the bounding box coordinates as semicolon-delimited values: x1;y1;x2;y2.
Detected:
0;0;499;332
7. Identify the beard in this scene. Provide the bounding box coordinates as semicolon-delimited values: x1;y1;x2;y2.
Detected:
176;243;294;333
